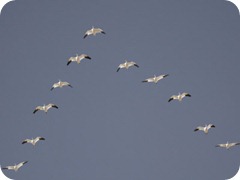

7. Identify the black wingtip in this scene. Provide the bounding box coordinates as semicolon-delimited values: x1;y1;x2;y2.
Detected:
116;68;120;72
83;34;87;39
52;105;58;109
22;141;27;144
194;129;199;132
101;31;106;34
68;85;73;88
168;98;173;102
50;87;54;91
134;64;139;68
67;61;71;66
142;80;147;83
33;110;37;114
85;56;91;60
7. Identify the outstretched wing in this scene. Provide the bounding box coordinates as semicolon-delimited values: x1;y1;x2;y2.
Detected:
67;57;75;65
47;103;58;109
207;124;215;129
36;137;45;141
216;144;226;148
82;54;91;60
168;95;177;102
142;77;154;83
51;83;59;90
33;106;42;114
83;29;92;38
22;139;31;144
17;161;28;169
194;126;204;132
94;28;104;34
117;63;125;72
182;93;191;97
2;165;14;170
128;61;139;68
62;81;72;88
229;142;240;147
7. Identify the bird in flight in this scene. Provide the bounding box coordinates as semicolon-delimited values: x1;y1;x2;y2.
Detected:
83;26;106;38
194;124;215;134
51;80;72;91
116;60;139;72
2;161;28;172
216;142;240;150
168;92;191;102
33;103;58;114
22;137;45;146
142;74;169;84
67;54;91;66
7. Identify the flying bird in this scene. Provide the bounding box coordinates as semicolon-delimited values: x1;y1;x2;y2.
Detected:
33;103;58;114
194;124;215;134
142;74;169;83
168;92;191;102
2;161;28;172
22;137;45;146
67;54;91;66
83;26;105;38
51;80;72;90
116;60;139;72
216;142;240;150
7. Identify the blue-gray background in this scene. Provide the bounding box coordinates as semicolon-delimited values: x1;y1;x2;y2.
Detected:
0;0;240;179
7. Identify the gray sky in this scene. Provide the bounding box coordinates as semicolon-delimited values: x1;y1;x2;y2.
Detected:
0;0;240;179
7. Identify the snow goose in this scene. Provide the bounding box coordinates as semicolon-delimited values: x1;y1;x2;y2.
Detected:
51;80;72;91
194;124;215;134
83;26;106;38
142;74;169;83
33;103;58;114
168;92;191;102
2;161;28;172
22;137;45;146
216;142;240;149
67;54;91;66
117;60;139;72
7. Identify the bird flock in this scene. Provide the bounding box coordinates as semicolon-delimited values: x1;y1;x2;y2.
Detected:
2;26;239;174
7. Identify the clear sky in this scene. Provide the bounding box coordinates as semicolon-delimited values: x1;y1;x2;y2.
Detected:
0;0;240;179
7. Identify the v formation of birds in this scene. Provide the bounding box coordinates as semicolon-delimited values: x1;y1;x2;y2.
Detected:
2;26;239;173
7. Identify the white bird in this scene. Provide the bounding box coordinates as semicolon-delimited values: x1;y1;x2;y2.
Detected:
67;54;91;66
216;142;240;150
194;124;215;134
33;103;58;114
51;80;72;91
168;92;191;102
2;161;28;172
142;74;169;83
22;137;45;146
117;60;139;72
83;26;106;38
